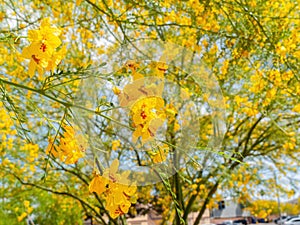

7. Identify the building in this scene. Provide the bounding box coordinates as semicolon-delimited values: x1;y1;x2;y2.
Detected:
84;200;251;225
126;212;161;225
127;209;211;225
210;199;251;224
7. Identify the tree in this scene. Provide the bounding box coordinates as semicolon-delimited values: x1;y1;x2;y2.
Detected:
246;199;300;219
0;0;299;224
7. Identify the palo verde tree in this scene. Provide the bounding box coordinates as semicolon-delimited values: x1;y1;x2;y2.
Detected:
0;0;299;225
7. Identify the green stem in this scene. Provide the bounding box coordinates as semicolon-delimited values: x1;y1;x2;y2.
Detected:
0;77;72;107
0;77;132;130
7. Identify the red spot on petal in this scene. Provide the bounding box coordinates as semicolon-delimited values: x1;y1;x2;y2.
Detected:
32;55;40;64
141;111;147;119
40;43;47;52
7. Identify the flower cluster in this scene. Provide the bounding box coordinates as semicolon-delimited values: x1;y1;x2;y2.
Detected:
130;96;166;143
46;125;85;164
17;200;34;222
21;18;65;76
150;143;169;163
111;139;121;151
89;159;137;219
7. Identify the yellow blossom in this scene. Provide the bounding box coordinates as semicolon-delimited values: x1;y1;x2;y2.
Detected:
112;86;121;95
89;174;108;195
46;125;85;164
150;144;169;163
89;159;137;219
111;140;121;151
23;200;30;208
149;61;168;78
21;18;64;76
130;96;166;143
17;212;27;222
292;104;300;113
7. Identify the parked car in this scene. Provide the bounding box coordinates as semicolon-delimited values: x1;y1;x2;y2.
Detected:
280;216;300;225
250;217;257;224
257;218;269;223
275;216;288;224
225;221;234;225
233;219;248;225
284;217;300;225
217;220;234;225
279;216;298;225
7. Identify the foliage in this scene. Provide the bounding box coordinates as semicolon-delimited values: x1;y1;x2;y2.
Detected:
0;0;299;224
246;199;300;218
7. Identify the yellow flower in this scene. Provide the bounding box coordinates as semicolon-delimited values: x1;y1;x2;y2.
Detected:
150;144;169;163
89;159;137;219
191;184;198;190
118;77;164;107
111;140;121;151
105;181;137;218
130;97;166;143
292;104;300;113
149;61;168;78
46;125;85;164
112;86;121;95
23;200;30;208
125;60;143;81
45;137;59;158
21;18;64;76
102;159;120;181
105;202;127;219
199;184;205;190
89;174;108;195
45;45;66;71
17;212;27;222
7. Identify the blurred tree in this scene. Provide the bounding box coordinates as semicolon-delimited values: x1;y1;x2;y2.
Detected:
0;0;299;224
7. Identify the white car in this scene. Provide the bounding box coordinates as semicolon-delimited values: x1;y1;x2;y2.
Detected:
280;217;299;225
284;217;300;225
